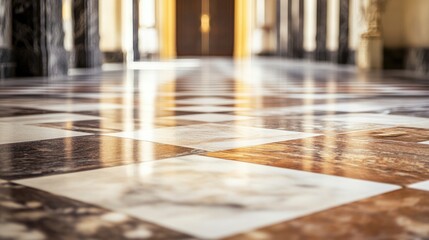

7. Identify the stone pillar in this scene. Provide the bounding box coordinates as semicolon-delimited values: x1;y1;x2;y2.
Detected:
132;0;140;61
315;0;328;61
337;0;350;64
276;0;288;56
0;0;14;78
73;0;102;68
12;0;68;77
287;0;304;58
357;0;386;70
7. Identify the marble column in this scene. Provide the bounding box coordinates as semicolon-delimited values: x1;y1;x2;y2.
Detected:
276;0;288;56
287;0;304;58
0;0;14;78
73;0;102;68
132;0;140;61
12;0;68;77
337;0;350;64
357;0;386;70
315;0;328;61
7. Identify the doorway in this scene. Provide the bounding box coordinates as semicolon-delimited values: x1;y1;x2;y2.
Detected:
175;0;235;57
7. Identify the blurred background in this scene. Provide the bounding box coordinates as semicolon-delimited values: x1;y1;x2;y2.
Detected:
0;0;428;78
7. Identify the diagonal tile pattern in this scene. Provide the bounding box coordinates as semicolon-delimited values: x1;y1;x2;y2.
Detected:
0;181;193;240
1;59;429;239
226;189;429;240
16;155;399;239
105;123;319;151
0;135;203;180
206;134;429;185
409;180;429;192
0;123;90;145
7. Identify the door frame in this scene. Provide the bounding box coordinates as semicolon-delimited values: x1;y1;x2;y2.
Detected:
158;0;250;59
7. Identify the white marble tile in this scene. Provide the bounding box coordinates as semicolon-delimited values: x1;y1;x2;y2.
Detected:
106;123;319;151
174;97;244;105
0;123;90;145
159;114;254;123
165;106;249;113
408;180;429;192
284;93;369;99
0;113;101;124
16;155;399;239
321;114;429;129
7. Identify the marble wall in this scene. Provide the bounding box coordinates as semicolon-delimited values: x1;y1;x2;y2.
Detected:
0;0;12;48
0;0;14;78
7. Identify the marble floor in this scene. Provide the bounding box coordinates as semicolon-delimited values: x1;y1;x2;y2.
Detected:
0;58;428;239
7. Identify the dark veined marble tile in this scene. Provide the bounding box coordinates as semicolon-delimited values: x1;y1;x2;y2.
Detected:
382;105;429;118
77;109;202;118
226;189;429;240
0;135;204;180
0;182;194;240
35;119;204;134
35;120;142;134
222;117;390;134
343;127;429;143
0;107;58;118
206;135;429;185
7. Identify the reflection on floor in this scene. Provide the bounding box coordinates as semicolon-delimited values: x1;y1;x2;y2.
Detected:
1;58;428;239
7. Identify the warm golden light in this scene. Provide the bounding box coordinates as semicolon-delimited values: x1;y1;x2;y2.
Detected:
200;14;211;33
159;0;176;58
234;0;251;58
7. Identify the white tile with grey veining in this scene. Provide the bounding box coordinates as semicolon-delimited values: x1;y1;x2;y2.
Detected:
321;113;429;129
105;123;319;151
16;155;399;239
409;180;429;192
165;106;249;113
310;99;429;112
174;97;245;105
0;123;90;144
158;113;253;123
0;113;101;124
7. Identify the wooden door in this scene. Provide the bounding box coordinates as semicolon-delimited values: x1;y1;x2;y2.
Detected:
176;0;235;57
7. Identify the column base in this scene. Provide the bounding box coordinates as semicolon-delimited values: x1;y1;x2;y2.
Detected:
357;36;383;70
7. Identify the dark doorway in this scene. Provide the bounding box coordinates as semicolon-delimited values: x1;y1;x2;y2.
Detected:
176;0;235;57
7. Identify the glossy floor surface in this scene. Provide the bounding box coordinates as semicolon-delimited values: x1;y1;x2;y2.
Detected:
1;58;429;239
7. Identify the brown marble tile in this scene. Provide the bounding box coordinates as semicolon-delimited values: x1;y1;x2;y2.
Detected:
222;117;389;134
0;135;204;180
0;182;193;240
226;189;429;240
343;127;429;143
206;135;429;185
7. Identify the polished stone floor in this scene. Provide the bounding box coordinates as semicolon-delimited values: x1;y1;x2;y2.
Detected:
0;58;428;239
